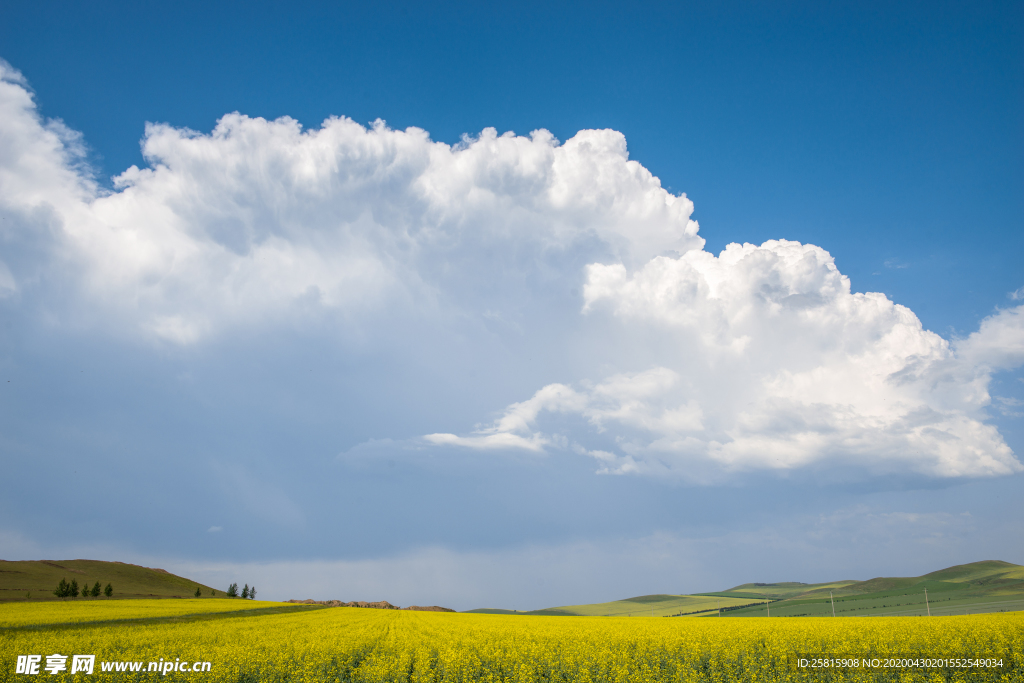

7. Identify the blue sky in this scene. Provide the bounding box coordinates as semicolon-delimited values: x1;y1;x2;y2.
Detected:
0;0;1021;609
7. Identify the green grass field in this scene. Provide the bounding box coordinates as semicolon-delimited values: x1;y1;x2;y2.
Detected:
0;560;222;602
471;560;1024;618
468;594;763;617
695;580;860;600
716;560;1024;618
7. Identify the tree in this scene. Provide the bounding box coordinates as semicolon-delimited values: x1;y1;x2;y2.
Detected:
241;584;249;599
54;578;69;599
194;586;202;598
227;583;238;598
104;583;113;597
69;579;79;598
91;581;101;597
211;589;216;596
249;586;256;600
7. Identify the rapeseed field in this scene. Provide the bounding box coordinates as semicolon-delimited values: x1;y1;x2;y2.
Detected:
2;600;1021;682
0;600;286;629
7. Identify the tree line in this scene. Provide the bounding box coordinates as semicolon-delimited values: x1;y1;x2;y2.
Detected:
53;579;112;598
52;577;253;600
226;582;257;599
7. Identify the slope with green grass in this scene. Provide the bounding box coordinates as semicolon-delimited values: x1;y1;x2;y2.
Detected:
0;559;223;602
467;594;757;617
469;560;1024;618
696;580;859;601
720;560;1024;617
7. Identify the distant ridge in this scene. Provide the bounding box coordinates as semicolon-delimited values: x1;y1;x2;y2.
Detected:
285;599;455;612
467;560;1024;618
707;560;1024;601
0;559;221;602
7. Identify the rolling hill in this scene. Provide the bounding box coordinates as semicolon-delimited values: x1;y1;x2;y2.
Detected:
0;559;223;602
712;560;1024;617
467;593;757;617
468;560;1024;617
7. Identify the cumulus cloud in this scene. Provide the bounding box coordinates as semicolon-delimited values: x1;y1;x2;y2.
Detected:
954;305;1024;372
431;242;1024;480
0;60;699;342
1;60;1021;483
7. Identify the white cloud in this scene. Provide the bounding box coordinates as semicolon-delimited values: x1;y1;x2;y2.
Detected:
954;305;1024;372
1;60;1021;483
993;396;1024;418
433;242;1024;480
0;60;700;343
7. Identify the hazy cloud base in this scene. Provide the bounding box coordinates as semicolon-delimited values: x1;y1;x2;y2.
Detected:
6;482;1021;609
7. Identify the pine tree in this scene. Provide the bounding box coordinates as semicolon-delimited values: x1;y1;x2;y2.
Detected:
91;581;101;597
227;583;238;598
241;584;249;599
194;586;202;598
54;578;69;599
249;586;256;600
104;583;113;597
70;579;79;598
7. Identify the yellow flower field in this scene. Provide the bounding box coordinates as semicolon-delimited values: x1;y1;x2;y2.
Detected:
0;600;291;629
2;601;1021;682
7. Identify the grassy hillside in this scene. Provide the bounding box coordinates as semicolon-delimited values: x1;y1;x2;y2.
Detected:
472;560;1024;618
712;560;1024;618
467;594;757;617
697;580;859;601
0;559;224;602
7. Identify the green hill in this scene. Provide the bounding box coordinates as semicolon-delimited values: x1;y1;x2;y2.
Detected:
0;559;224;602
695;580;860;601
466;593;758;617
706;560;1023;616
468;560;1024;618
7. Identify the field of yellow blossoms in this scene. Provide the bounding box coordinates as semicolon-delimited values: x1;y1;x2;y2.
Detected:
2;600;1021;682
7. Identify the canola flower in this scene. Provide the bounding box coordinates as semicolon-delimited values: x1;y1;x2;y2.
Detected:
1;601;1021;682
0;600;291;628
